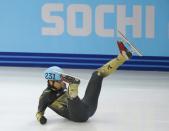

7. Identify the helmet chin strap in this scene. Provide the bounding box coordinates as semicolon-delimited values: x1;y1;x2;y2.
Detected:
48;80;55;89
47;80;62;90
52;81;55;86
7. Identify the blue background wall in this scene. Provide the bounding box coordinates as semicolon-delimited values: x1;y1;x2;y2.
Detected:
0;0;169;71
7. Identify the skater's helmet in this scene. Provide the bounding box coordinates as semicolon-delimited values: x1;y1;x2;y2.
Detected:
44;66;63;81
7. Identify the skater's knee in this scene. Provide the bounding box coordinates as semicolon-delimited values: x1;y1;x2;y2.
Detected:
95;68;109;77
91;71;104;78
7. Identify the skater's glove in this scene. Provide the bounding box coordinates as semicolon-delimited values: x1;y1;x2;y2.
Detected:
36;112;47;125
62;75;80;84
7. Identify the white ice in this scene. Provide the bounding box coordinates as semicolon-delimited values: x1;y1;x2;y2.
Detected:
0;67;169;131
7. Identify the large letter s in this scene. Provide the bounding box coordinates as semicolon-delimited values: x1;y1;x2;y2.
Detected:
41;3;64;36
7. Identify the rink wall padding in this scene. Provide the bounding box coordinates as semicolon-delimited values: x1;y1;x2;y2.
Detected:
0;52;169;71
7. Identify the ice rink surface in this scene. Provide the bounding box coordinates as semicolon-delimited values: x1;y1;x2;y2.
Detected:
0;67;169;131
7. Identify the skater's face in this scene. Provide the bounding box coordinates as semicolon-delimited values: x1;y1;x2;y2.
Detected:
48;80;64;90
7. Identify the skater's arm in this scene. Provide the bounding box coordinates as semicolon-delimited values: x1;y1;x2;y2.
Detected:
36;111;47;125
62;74;80;99
36;90;50;124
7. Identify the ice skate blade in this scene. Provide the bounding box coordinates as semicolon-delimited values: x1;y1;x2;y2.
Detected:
118;30;143;56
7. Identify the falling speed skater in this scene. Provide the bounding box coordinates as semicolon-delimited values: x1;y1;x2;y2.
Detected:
36;35;142;124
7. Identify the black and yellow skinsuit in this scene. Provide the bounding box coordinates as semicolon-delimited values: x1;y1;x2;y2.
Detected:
36;54;128;123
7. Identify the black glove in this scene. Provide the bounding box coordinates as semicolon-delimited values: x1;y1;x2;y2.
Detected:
63;75;80;84
39;116;47;125
64;75;75;83
36;112;47;125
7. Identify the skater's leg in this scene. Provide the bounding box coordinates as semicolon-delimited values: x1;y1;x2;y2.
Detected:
67;41;133;120
83;42;131;116
67;97;90;122
82;54;127;116
82;71;103;116
66;81;90;122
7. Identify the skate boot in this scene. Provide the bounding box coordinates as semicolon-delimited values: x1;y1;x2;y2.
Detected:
117;41;132;60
